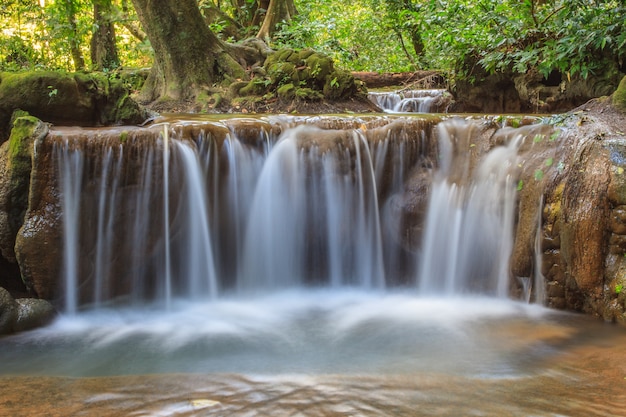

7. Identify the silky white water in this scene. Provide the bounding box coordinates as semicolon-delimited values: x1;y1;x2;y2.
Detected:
369;89;447;113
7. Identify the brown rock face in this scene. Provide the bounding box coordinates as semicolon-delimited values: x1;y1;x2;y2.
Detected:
528;100;626;323
14;136;63;300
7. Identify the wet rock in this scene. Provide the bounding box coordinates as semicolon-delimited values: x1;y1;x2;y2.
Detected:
0;115;49;263
13;298;56;332
0;286;17;335
14;134;63;300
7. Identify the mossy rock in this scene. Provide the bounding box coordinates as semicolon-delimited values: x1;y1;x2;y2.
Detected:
239;80;268;96
297;48;316;61
304;54;334;87
0;71;147;144
0;114;48;263
247;47;361;104
277;83;296;100
267;62;298;86
613;76;626;113
323;70;357;100
228;81;250;98
295;87;323;101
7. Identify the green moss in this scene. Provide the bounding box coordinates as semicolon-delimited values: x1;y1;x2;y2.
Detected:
228;81;249;98
9;115;40;162
305;54;333;85
298;49;316;60
277;83;296;100
323;70;356;100
295;87;323;101
239;80;267;96
613;76;626;113
267;62;298;86
5;115;47;234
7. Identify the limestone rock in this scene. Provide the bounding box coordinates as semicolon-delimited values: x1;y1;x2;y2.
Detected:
0;115;49;263
0;286;17;335
13;298;56;332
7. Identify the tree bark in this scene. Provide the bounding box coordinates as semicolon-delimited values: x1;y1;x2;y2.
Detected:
256;0;296;40
61;0;85;71
90;0;120;71
131;0;246;102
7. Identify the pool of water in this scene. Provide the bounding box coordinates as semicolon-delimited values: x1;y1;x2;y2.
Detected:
1;290;626;416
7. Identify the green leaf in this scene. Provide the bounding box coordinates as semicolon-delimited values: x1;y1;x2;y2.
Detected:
545;157;554;167
534;169;544;181
516;180;524;191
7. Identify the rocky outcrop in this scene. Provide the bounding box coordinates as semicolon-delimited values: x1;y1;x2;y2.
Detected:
450;70;624;114
0;71;148;144
0;115;49;263
511;97;626;323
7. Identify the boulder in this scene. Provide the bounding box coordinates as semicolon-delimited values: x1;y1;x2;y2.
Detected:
13;298;56;332
0;286;17;335
0;115;49;263
0;71;148;144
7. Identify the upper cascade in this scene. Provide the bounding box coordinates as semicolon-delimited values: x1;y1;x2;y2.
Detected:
368;89;451;113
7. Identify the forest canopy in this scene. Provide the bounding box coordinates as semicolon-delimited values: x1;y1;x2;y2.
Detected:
0;0;624;81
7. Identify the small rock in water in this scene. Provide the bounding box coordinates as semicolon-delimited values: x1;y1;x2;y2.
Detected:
13;298;56;332
0;287;18;335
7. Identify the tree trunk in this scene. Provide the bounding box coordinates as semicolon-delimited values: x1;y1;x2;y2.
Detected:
90;0;120;71
256;0;296;40
61;0;85;71
131;0;246;102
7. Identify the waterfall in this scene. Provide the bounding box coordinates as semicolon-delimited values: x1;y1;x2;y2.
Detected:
369;89;447;113
161;124;172;308
418;120;522;296
52;116;533;311
56;142;84;315
237;125;385;292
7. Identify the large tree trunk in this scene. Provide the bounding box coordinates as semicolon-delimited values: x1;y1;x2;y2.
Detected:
256;0;296;40
131;0;246;102
61;0;85;71
90;0;120;71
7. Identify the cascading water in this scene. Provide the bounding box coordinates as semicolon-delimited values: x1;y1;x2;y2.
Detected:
51;115;535;309
418;120;521;296
369;89;448;113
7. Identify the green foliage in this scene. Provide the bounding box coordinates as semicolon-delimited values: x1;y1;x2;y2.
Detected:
0;0;149;71
0;0;624;78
